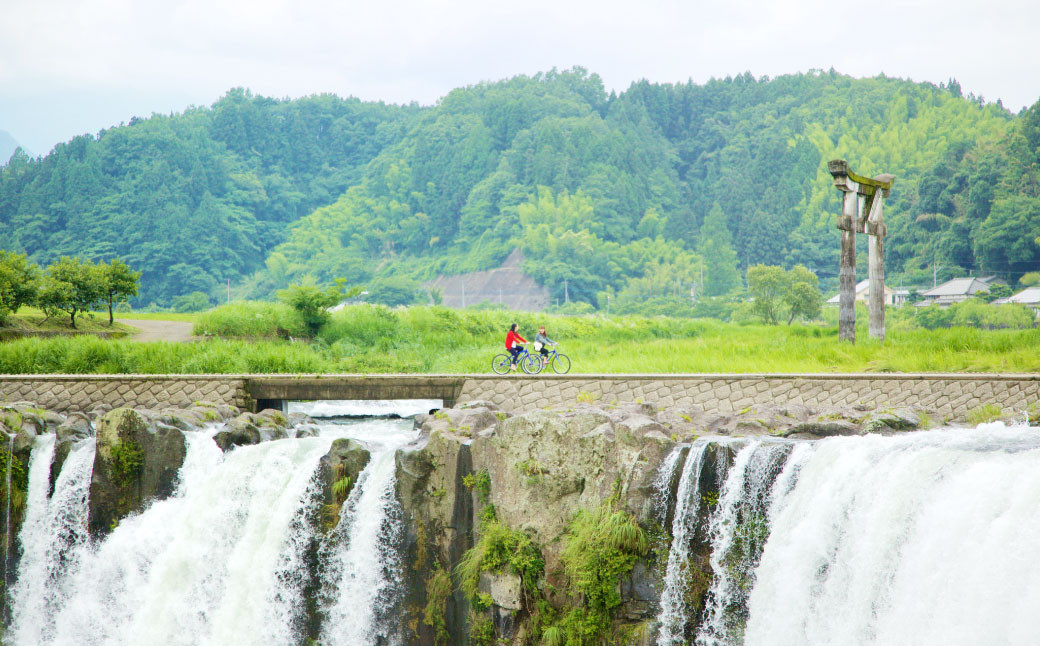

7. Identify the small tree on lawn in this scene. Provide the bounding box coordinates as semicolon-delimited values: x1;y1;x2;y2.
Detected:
278;279;361;337
0;250;40;323
38;257;104;328
747;264;823;325
746;265;788;325
100;259;141;325
782;265;823;324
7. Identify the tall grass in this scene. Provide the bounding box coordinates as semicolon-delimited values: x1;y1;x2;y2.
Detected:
192;302;307;339
2;303;1039;374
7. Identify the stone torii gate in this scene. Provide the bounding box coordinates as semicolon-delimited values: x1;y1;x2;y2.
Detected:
828;159;895;343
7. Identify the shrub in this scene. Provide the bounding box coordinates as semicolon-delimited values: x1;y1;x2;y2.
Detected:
193;302;306;338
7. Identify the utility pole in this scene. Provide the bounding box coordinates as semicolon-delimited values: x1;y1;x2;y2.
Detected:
699;258;704;299
227;279;230;305
933;261;945;288
564;279;569;304
461;279;466;309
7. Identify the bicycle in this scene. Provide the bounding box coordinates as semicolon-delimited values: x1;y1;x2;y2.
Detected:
491;345;542;375
531;345;571;374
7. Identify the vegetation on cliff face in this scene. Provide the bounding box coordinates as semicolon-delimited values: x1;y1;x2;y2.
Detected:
2;69;1036;308
534;502;651;645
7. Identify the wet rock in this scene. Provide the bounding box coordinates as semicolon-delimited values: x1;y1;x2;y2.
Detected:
151;408;204;432
419;406;501;442
782;419;860;438
51;413;92;493
287;412;321;438
213;410;293;451
88;408;187;537
479;571;522;610
213;416;261;451
458;400;501;412
317;439;370;530
189;402;239;423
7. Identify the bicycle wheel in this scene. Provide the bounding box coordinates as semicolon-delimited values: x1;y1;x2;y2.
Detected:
492;354;512;375
552;353;571;374
521;352;543;374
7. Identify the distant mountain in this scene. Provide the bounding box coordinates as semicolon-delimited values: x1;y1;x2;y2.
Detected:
0;71;1037;308
0;130;29;166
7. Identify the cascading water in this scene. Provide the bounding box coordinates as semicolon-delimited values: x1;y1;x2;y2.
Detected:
5;402;422;646
655;440;711;646
744;424;1040;646
319;420;413;645
695;441;791;646
655;424;1040;646
2;431;16;616
9;435;93;645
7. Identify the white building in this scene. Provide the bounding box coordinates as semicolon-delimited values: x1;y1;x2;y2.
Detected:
826;279;908;306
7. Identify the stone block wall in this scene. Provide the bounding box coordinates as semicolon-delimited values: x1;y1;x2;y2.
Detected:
456;374;1040;421
1;373;1038;420
0;375;251;413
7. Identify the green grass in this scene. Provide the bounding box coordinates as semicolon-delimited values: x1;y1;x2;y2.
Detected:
1;303;1039;374
4;307;136;335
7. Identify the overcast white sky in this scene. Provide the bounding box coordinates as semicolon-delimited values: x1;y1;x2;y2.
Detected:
1;0;1037;156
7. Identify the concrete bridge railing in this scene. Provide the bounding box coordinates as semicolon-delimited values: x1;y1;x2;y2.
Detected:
1;373;1038;421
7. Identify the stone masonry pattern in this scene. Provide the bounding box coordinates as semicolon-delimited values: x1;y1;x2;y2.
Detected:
1;374;1038;421
0;376;250;413
455;375;1040;421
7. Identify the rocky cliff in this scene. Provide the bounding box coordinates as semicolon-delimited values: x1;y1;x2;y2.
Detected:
392;398;928;645
0;394;942;644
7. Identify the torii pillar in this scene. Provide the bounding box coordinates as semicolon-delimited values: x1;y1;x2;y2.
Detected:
828;160;894;343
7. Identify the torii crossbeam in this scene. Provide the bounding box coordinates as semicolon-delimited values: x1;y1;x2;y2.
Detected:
828;159;895;343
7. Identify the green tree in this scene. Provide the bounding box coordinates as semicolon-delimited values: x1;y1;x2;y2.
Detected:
100;259;141;325
977;284;1013;303
366;276;421;307
38;257;104;328
278;280;358;336
697;204;741;296
781;265;823;324
746;264;822;325
746;265;788;325
0;250;40;322
171;291;212;312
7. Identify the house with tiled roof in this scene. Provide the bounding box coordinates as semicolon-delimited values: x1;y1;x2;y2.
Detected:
917;276;1006;307
994;286;1040;315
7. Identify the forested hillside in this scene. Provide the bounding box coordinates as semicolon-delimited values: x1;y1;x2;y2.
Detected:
1;69;1037;308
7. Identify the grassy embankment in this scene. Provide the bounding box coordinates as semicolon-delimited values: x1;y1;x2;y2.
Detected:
0;307;137;337
0;302;1039;374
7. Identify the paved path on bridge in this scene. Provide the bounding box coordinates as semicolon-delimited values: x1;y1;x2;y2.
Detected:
117;319;197;343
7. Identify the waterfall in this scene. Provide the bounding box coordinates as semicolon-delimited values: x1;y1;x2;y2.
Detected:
8;435;92;645
5;412;417;646
319;420;414;646
695;441;791;646
2;431;15;617
655;440;712;646
654;425;1040;646
744;424;1040;646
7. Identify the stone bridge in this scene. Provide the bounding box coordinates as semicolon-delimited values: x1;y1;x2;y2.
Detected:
1;373;1039;421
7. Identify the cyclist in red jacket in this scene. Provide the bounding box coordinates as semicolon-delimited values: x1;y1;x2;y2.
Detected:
504;323;527;371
